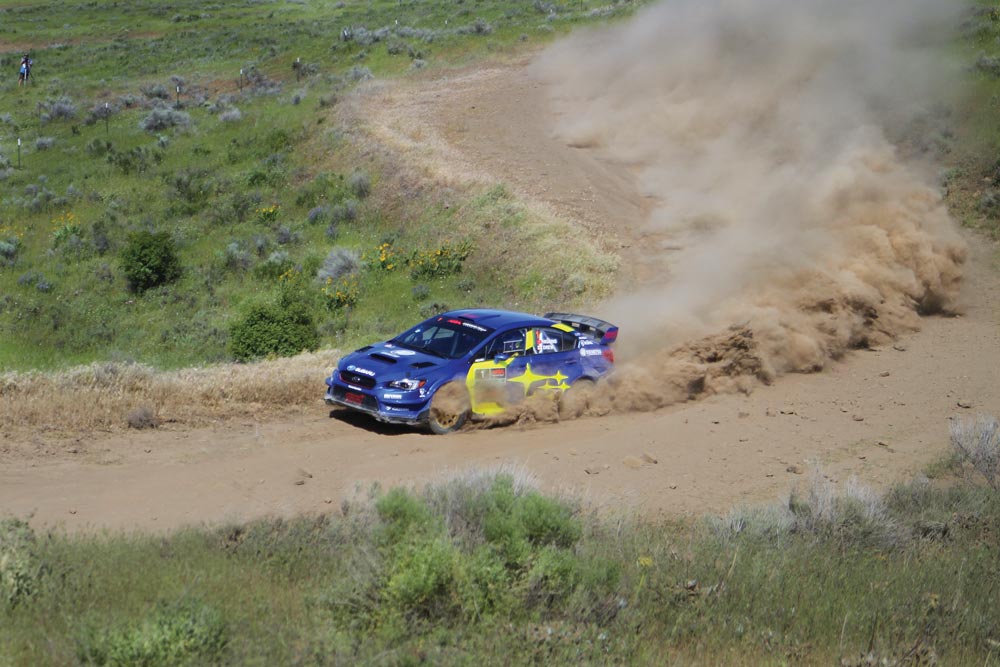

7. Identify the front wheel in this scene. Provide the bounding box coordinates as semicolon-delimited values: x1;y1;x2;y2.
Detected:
428;382;470;434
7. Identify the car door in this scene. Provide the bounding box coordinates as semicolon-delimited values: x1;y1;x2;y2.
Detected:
467;327;530;415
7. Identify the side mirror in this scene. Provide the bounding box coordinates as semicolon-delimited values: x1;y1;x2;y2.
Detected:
493;353;509;362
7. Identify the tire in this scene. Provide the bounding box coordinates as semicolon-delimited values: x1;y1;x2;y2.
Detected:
558;378;596;420
427;382;470;434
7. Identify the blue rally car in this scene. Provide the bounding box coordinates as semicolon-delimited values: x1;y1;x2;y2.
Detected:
325;309;618;433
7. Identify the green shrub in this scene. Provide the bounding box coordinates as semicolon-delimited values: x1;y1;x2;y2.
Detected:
228;288;319;361
321;275;359;310
253;251;293;280
526;546;582;606
377;487;434;544
76;599;228;667
107;146;158;175
455;546;513;620
119;230;182;293
0;518;43;608
294;171;343;208
166;168;214;214
385;536;458;618
518;492;582;548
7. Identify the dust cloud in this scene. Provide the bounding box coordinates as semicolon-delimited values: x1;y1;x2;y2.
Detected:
530;0;967;416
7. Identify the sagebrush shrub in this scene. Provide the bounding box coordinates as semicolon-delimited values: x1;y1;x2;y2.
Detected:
141;83;171;99
219;107;242;123
139;108;190;132
119;230;182;293
45;96;78;121
330;199;358;224
951;415;1000;489
221;242;252;272
307;206;327;225
126;405;159;429
412;284;430;301
316;247;359;284
349;171;371;199
348;65;373;82
0;238;19;266
275;225;300;245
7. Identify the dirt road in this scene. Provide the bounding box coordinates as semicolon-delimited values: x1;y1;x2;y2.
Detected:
2;61;998;533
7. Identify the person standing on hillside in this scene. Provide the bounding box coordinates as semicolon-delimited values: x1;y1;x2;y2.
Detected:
18;54;32;87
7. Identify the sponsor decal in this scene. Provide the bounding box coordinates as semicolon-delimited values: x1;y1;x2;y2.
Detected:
386;349;416;357
383;393;403;400
580;348;604;357
579;338;596;346
354;367;376;376
460;321;488;332
346;365;356;371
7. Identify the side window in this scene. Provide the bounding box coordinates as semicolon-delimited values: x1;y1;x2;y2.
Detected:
528;328;576;355
485;328;527;358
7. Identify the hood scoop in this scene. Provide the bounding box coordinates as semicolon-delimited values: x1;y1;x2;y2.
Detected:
410;361;437;369
369;353;398;364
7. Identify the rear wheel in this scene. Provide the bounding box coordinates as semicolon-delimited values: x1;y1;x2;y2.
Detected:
558;378;596;420
428;382;470;434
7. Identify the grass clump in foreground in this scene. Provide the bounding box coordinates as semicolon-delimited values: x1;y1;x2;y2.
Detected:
6;420;1000;666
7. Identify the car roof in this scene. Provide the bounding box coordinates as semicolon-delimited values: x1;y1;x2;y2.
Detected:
438;308;553;330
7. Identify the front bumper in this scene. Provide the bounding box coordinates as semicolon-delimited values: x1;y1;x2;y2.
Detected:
324;383;429;426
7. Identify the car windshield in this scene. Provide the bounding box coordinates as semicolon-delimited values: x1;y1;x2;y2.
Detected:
392;316;494;359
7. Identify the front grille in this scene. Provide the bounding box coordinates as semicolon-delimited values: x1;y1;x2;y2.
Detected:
339;371;376;389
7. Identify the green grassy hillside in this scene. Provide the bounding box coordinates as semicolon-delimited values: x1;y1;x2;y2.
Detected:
945;3;1000;242
0;0;635;371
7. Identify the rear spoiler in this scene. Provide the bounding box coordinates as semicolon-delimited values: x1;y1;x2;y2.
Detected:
544;312;619;345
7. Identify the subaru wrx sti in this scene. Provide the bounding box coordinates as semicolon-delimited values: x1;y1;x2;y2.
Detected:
324;309;618;433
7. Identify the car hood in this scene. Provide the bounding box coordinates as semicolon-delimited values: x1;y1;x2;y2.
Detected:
338;341;449;382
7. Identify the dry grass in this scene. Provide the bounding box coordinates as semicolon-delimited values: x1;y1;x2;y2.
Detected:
0;350;341;435
950;414;1000;489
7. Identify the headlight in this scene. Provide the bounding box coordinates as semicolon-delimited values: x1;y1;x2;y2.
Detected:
387;378;426;391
